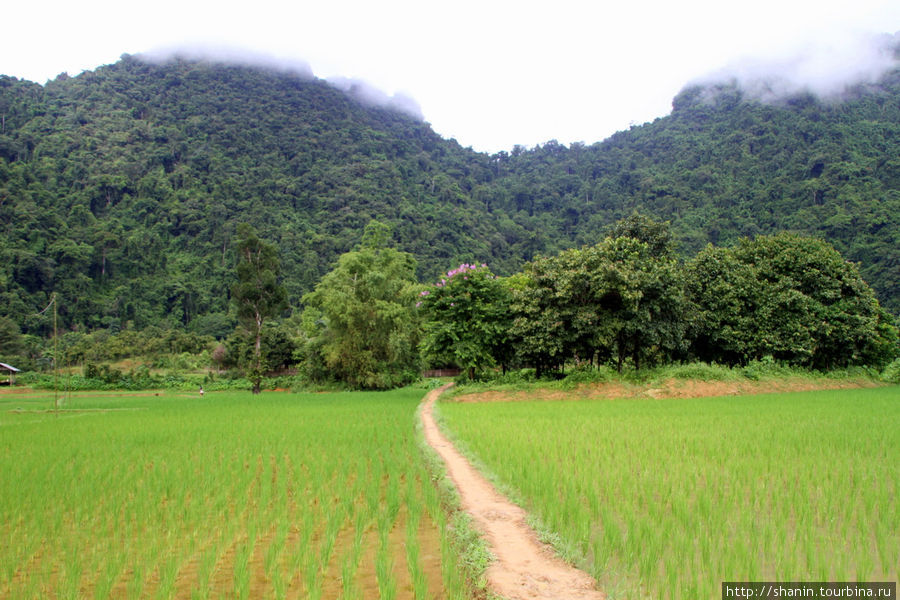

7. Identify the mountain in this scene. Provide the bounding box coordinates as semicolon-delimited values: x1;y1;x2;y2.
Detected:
481;70;900;314
0;55;539;334
1;51;898;336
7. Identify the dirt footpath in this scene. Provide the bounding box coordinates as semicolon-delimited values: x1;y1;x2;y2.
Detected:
420;384;605;600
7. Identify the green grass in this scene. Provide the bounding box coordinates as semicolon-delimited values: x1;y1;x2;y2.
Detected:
437;386;900;600
0;388;461;599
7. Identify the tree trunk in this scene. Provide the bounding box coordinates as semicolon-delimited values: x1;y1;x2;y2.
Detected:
253;310;263;394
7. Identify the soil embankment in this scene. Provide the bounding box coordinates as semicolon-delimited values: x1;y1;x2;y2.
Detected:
454;376;882;404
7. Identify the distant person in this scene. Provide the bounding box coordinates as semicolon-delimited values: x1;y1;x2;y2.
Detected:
199;385;204;397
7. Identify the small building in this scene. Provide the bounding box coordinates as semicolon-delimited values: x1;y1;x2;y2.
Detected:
0;362;20;386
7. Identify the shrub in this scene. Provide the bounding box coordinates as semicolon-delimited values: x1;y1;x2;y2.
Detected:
742;356;800;381
882;358;900;384
666;362;738;381
562;365;615;385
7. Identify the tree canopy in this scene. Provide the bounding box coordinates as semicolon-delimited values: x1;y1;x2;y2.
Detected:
418;218;897;377
300;222;421;389
419;263;512;379
509;235;689;375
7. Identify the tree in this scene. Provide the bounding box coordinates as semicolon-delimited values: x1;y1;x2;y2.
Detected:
0;316;24;360
586;237;689;371
688;234;899;368
686;244;762;365
231;224;288;393
509;261;569;378
605;212;676;258
733;233;897;369
420;263;511;379
511;247;613;376
300;221;421;389
511;234;689;374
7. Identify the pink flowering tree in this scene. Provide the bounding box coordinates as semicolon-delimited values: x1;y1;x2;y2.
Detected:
419;263;511;380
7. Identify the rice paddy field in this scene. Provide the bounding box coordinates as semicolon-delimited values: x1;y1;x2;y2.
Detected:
0;387;468;600
438;386;900;600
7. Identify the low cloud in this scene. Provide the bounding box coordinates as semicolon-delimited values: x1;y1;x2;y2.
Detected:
137;45;423;120
139;44;316;79
691;31;899;102
325;76;423;120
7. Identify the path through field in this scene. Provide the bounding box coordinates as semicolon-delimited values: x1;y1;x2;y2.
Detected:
421;384;606;600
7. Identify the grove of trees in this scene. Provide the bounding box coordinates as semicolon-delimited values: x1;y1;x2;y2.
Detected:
296;217;899;387
2;216;896;389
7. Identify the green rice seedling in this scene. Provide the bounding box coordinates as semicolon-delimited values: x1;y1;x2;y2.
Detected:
440;386;900;600
375;525;397;600
1;388;465;600
303;549;322;600
384;474;402;525
192;545;218;600
339;551;361;600
156;555;179;600
264;523;289;599
334;505;370;600
319;502;347;572
59;560;82;600
232;539;252;600
126;562;144;600
405;509;428;600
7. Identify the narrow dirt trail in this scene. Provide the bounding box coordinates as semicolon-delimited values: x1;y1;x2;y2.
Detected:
421;384;606;600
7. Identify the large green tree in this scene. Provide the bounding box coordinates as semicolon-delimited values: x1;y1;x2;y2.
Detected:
605;212;676;258
688;233;898;368
420;263;511;379
512;234;689;373
300;222;421;389
602;237;690;370
231;224;288;393
686;244;762;365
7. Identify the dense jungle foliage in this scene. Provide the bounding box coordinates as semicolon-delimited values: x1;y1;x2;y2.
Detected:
1;48;898;344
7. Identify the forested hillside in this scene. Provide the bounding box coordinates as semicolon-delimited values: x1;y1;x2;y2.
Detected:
482;70;900;314
0;55;527;334
1;48;899;338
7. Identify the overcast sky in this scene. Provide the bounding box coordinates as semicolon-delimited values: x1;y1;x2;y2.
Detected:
3;0;900;153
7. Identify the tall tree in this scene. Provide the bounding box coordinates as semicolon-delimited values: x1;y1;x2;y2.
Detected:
599;236;690;370
605;212;676;258
512;234;689;373
420;263;511;379
300;221;421;389
734;233;897;369
231;224;288;393
686;244;762;365
688;234;898;368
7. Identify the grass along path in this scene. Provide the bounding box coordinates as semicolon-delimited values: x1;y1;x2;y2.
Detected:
421;384;605;600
